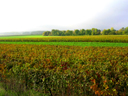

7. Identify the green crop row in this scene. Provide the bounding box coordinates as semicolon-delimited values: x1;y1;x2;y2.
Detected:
0;44;128;96
0;42;128;47
0;35;128;42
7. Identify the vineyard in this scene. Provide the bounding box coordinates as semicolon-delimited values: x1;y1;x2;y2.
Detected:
0;0;128;95
0;43;128;96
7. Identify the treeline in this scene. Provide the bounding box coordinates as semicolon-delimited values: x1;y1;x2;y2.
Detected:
43;27;128;36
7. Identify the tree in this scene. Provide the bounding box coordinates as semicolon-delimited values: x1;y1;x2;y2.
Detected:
51;29;57;36
51;29;62;36
116;27;125;35
117;29;122;35
102;29;108;35
61;30;66;36
73;29;80;35
109;27;116;35
91;28;95;35
110;27;115;31
79;29;86;35
43;31;51;36
91;28;101;35
85;29;92;35
65;30;73;36
95;29;101;35
48;32;52;36
123;27;128;35
60;30;65;36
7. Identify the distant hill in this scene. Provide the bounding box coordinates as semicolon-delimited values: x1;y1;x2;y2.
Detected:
30;31;45;35
0;31;45;36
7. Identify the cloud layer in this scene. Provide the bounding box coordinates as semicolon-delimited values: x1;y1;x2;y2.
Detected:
0;0;127;32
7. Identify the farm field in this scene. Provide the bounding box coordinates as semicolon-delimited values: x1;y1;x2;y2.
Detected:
0;35;128;96
0;42;128;47
0;35;128;43
0;35;59;39
0;35;127;39
0;44;128;96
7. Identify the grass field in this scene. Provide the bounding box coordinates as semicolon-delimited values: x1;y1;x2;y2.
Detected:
0;41;128;47
0;35;57;39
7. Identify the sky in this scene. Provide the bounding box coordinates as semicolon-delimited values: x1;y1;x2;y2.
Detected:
0;0;128;33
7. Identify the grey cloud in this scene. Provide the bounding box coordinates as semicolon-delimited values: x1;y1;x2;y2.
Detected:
73;0;128;30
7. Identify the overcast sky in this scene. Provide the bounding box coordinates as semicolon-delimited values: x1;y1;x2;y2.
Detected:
0;0;128;33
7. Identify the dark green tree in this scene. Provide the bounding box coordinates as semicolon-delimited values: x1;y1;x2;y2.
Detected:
94;29;101;35
65;30;73;36
60;30;66;36
85;29;92;35
43;31;51;36
79;29;86;35
51;29;57;36
123;27;128;35
109;27;116;35
73;29;80;35
51;29;62;36
102;29;108;35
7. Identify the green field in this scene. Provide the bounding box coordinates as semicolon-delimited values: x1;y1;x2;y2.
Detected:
0;35;57;39
0;41;128;47
0;35;127;39
0;35;128;47
0;35;128;43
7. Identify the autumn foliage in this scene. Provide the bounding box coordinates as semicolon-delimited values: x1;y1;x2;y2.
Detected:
0;44;128;96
